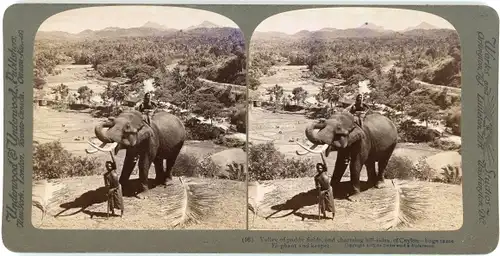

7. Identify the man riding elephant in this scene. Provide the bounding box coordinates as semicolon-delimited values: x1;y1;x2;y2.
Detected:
347;94;370;128
136;92;158;125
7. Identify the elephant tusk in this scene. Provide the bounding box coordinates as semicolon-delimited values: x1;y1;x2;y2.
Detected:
87;137;118;153
85;148;99;154
296;143;318;155
296;142;329;155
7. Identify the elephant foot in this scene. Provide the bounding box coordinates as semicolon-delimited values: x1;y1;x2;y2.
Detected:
154;178;165;187
135;185;150;199
375;180;387;189
164;177;174;186
347;188;362;202
367;179;377;187
135;191;150;199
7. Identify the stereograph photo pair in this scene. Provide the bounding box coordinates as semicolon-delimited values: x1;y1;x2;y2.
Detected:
1;1;498;254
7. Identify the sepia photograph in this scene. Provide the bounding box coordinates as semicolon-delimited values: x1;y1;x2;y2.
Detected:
247;7;462;231
32;6;247;230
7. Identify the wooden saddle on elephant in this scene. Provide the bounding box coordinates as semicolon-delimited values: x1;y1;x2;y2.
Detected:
141;108;157;127
352;111;367;128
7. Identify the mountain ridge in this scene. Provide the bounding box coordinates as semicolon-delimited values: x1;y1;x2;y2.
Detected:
36;21;229;40
252;22;454;40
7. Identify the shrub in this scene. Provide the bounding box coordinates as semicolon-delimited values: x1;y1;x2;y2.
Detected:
33;141;102;180
428;138;461;151
185;122;225;141
444;106;461;136
398;120;439;143
283;104;305;112
384;155;416;180
172;152;245;181
196;156;223;179
247;142;315;181
440;165;462;185
281;158;316;179
228;106;246;133
214;136;247;148
172;153;202;177
226;162;247;181
306;106;331;119
412;158;436;182
384;155;447;183
91;105;123;118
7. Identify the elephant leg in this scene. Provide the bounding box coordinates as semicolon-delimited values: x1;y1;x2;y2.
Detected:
349;157;363;196
376;144;396;189
330;150;349;188
375;159;389;189
366;160;377;187
165;146;182;185
154;159;165;186
119;150;138;187
136;154;153;199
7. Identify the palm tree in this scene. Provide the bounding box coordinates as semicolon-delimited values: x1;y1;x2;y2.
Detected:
266;84;284;111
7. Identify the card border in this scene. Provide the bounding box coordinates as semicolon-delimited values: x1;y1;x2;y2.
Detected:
2;3;499;254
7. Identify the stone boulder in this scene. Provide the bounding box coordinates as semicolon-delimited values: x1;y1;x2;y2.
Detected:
209;148;246;179
420;151;462;181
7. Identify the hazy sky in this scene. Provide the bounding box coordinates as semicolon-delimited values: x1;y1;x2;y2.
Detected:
255;7;455;34
38;6;238;33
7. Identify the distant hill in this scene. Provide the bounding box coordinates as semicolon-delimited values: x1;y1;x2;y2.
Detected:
252;22;455;41
141;21;170;30
187;21;220;30
35;21;230;41
359;22;387;32
403;22;439;32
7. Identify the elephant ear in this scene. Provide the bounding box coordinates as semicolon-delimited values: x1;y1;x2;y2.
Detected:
136;124;154;144
337;112;364;146
129;112;146;131
347;126;365;146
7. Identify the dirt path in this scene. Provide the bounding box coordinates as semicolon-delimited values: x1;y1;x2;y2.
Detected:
248;178;462;231
258;65;324;96
32;176;246;230
413;79;461;96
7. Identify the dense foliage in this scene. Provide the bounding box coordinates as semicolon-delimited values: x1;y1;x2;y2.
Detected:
34;28;246;117
35;27;248;145
33;141;102;180
250;29;461;136
35;28;245;85
247;142;315;181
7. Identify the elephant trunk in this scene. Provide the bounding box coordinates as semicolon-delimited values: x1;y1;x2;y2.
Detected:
95;121;114;143
305;122;327;145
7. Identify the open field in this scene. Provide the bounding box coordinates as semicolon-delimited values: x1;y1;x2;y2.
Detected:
45;64;122;95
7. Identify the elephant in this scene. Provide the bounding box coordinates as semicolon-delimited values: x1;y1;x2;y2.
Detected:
93;110;186;199
297;111;398;199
